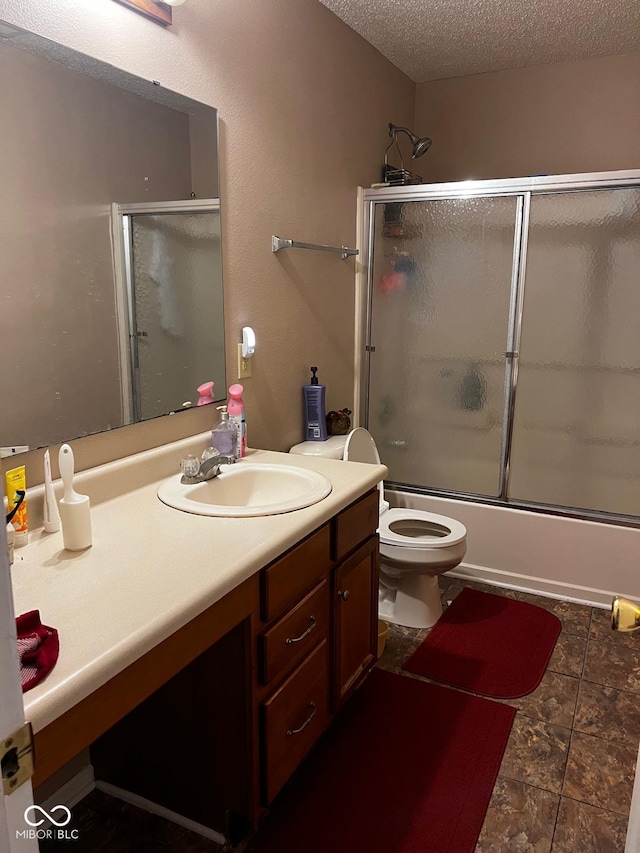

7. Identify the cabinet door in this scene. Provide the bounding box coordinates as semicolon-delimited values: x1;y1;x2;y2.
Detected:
333;535;379;710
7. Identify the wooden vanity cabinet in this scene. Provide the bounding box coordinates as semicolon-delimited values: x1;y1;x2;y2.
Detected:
257;526;332;805
62;487;380;840
330;489;380;710
332;535;379;709
256;488;379;806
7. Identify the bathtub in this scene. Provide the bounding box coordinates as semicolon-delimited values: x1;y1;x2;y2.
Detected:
387;490;640;608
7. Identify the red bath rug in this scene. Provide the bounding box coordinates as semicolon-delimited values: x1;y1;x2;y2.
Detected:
403;587;561;698
248;667;515;853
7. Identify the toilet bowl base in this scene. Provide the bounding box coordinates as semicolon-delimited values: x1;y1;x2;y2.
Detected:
378;573;443;630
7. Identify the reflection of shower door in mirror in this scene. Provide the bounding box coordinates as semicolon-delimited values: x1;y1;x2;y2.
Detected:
117;200;224;423
366;195;522;497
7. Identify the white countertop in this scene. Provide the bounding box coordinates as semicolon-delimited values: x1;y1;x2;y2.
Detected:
11;437;387;733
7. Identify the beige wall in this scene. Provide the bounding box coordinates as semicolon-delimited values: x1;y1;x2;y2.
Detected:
0;0;414;482
414;53;640;182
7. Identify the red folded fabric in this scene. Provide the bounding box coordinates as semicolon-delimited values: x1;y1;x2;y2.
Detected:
16;610;59;692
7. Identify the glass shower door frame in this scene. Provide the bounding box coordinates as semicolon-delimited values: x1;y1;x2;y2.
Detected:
361;169;640;526
112;198;221;424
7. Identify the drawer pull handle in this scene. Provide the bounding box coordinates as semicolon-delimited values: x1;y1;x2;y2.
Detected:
338;589;350;601
285;616;317;645
286;702;317;736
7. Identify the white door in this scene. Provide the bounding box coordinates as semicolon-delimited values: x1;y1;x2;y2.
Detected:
0;521;38;852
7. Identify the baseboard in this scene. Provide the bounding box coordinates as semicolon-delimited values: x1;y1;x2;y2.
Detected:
37;764;95;825
95;780;226;846
447;561;612;609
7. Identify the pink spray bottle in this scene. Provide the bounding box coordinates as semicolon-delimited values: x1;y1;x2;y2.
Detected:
228;384;246;457
197;381;215;406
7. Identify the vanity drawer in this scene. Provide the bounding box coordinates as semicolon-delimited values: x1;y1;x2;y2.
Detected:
261;639;330;805
258;579;329;686
261;524;331;622
332;488;379;563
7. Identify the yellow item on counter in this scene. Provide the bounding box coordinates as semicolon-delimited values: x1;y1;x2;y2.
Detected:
5;465;28;547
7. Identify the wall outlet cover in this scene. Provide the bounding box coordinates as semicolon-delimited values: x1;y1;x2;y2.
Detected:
237;343;251;379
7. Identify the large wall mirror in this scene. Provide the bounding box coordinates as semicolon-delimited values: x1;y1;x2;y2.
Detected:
0;23;225;456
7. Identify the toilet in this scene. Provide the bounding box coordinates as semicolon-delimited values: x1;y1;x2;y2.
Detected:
290;428;467;629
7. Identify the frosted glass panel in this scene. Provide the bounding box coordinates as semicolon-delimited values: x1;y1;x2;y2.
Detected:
509;189;640;515
367;197;519;496
130;212;224;421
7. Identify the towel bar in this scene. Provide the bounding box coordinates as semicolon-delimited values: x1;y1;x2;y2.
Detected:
272;235;358;260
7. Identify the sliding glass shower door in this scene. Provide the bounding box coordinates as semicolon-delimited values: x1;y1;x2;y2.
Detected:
364;172;640;523
127;210;223;421
508;189;640;516
367;195;521;497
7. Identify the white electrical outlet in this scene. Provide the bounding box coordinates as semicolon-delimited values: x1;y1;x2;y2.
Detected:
237;343;251;379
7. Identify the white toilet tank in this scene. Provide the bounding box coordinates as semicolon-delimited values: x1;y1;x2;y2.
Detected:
290;429;388;513
289;435;348;459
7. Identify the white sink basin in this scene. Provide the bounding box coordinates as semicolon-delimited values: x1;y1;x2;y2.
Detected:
157;463;332;517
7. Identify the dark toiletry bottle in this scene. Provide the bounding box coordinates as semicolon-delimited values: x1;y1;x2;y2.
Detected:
303;366;327;441
459;363;487;412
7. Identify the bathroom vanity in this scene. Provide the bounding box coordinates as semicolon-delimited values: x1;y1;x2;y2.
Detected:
11;435;386;840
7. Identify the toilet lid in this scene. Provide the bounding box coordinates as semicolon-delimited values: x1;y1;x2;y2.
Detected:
378;508;467;549
343;428;388;513
343;428;381;465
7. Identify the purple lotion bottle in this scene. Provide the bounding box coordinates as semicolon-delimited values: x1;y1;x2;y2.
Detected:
303;366;327;441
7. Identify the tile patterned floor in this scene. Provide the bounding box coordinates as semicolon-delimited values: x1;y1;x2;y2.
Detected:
41;577;639;851
376;576;639;852
39;788;222;851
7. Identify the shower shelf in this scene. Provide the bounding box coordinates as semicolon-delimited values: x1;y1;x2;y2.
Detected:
272;235;359;260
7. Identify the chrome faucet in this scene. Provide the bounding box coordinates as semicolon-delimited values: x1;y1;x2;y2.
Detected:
180;453;236;484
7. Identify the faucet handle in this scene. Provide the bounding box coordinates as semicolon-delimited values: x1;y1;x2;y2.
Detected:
180;455;201;478
201;446;220;462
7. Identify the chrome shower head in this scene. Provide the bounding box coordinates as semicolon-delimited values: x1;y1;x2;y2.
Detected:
388;123;432;159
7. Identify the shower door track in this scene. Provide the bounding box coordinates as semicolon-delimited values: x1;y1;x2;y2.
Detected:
362;170;640;203
361;169;640;529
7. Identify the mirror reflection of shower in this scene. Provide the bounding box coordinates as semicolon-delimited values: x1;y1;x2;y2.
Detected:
115;200;225;424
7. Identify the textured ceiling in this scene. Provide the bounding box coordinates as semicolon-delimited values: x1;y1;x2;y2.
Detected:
320;0;640;82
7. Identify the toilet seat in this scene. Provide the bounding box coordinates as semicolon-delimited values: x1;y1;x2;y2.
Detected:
378;508;466;549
